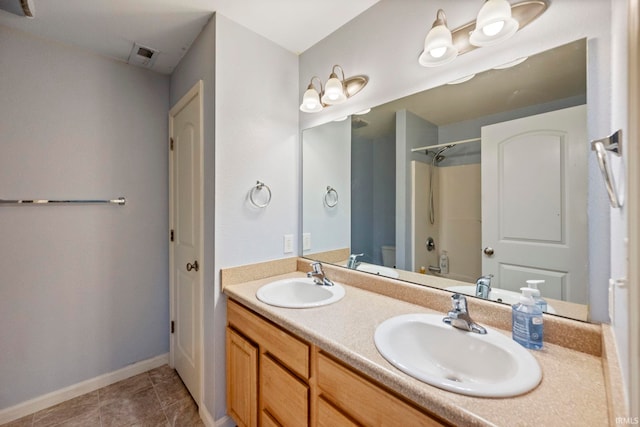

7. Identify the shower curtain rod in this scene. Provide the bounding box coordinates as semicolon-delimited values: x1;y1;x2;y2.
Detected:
411;137;480;153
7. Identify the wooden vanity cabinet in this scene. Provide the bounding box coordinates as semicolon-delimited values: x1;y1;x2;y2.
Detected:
227;299;310;426
226;299;449;427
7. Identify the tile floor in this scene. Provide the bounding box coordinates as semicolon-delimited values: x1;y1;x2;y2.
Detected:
2;365;204;427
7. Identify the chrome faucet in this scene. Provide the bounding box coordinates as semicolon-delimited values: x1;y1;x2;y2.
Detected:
475;274;493;299
443;294;487;334
347;253;364;269
307;262;334;287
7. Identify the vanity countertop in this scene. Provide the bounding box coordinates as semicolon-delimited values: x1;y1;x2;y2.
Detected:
223;271;608;427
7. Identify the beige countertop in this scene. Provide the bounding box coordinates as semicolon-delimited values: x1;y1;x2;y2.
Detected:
223;270;609;427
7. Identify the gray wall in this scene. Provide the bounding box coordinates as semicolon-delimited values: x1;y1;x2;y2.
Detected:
214;14;299;421
0;26;170;409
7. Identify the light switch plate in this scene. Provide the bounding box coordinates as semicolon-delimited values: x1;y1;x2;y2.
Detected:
284;234;294;253
303;233;311;251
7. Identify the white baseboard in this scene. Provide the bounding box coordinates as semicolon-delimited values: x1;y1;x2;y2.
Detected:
0;353;169;425
198;404;234;427
214;414;236;427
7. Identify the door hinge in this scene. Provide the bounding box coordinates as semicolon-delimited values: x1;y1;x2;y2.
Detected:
171;320;175;334
170;229;174;242
170;137;174;151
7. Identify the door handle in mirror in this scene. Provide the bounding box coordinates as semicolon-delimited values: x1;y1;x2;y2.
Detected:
483;247;494;256
186;260;199;272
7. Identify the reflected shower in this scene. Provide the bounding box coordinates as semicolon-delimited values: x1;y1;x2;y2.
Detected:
428;145;454;224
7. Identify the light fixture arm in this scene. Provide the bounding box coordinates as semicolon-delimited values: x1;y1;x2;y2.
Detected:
308;76;323;94
433;9;447;27
330;65;346;83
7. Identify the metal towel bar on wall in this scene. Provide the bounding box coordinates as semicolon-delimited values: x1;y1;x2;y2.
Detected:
591;129;623;208
0;197;126;205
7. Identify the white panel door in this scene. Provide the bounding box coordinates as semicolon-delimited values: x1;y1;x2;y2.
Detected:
170;82;203;404
481;105;587;303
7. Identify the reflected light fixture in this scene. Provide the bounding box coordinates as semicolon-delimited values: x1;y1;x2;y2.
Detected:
418;9;458;67
492;56;528;69
447;74;476;84
418;0;548;68
300;65;369;113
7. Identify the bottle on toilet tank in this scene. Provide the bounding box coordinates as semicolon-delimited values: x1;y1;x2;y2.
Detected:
439;250;449;274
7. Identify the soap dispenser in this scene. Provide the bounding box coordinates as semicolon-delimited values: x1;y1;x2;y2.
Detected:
526;279;548;312
512;287;544;350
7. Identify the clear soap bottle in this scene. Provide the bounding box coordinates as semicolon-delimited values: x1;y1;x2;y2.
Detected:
512;287;544;350
526;279;548;313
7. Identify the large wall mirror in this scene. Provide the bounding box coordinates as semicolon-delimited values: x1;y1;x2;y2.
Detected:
302;39;598;322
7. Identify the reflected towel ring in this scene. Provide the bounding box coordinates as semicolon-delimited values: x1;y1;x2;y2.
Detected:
249;181;271;208
591;130;623;208
324;186;338;208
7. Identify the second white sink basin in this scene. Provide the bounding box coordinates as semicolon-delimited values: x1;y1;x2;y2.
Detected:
374;313;542;397
446;285;556;314
256;277;345;308
356;263;400;278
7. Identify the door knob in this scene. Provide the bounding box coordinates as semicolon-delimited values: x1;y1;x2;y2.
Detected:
483;247;494;256
186;260;199;272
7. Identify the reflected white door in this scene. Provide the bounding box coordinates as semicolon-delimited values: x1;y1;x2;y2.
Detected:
481;105;587;303
169;82;203;404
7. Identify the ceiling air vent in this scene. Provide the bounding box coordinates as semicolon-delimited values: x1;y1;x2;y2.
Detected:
127;42;159;69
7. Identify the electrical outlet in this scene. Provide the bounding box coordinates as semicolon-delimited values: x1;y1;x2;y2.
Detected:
303;233;311;251
284;234;294;253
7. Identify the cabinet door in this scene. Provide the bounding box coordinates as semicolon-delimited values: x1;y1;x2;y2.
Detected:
226;328;258;427
261;354;308;426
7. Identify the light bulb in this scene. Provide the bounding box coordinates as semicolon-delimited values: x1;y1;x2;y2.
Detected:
322;76;347;105
430;46;447;58
418;11;458;68
482;20;505;36
469;0;519;47
300;87;323;113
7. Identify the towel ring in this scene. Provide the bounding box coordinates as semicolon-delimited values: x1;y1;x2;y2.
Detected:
249;181;271;208
324;186;338;208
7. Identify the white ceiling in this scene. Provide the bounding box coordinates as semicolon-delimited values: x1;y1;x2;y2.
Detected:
0;0;380;74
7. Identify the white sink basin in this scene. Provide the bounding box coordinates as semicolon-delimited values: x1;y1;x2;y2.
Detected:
374;313;542;397
447;285;556;314
256;277;345;308
356;263;400;278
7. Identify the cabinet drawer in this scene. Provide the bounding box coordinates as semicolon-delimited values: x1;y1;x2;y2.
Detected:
317;353;446;427
261;354;308;426
228;299;309;378
317;397;358;427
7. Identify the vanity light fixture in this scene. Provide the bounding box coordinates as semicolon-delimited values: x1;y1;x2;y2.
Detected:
418;0;548;68
300;65;369;113
418;9;459;67
354;108;371;115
